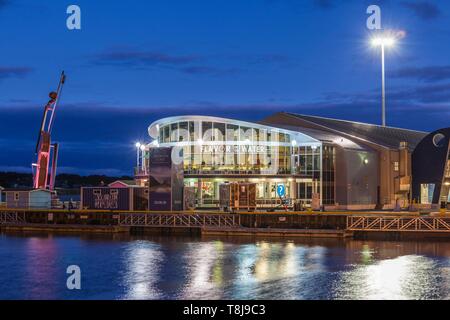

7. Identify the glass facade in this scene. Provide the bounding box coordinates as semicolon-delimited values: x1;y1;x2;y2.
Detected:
147;117;336;208
156;119;318;175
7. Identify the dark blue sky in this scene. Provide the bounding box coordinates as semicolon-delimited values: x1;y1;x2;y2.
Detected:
0;0;449;175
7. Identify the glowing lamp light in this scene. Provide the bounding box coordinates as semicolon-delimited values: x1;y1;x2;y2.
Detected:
135;142;141;148
291;140;297;146
371;37;396;47
140;145;146;151
364;158;369;165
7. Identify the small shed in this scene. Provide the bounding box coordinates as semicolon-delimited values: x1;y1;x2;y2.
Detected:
4;188;52;209
81;180;148;211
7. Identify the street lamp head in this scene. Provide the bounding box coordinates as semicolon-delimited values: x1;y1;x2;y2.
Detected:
371;36;396;47
135;142;141;148
140;145;146;151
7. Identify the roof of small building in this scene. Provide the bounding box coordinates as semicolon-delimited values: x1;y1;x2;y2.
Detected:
3;188;52;192
262;112;428;150
108;180;139;187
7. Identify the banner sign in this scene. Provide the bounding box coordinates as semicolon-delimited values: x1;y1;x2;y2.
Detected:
149;148;173;211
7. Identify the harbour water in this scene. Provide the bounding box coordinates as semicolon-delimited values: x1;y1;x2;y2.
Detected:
1;232;450;300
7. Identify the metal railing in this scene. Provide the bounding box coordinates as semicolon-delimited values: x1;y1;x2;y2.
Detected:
0;211;25;224
118;212;240;228
347;216;450;232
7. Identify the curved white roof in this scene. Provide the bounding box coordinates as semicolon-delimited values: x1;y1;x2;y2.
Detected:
148;115;320;144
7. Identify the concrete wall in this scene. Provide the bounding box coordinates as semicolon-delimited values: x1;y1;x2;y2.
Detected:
240;213;347;230
335;147;378;209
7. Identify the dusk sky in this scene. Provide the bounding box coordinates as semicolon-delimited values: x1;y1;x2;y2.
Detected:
1;0;449;176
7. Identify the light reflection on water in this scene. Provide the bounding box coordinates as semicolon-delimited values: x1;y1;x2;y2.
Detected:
120;241;164;300
1;232;450;300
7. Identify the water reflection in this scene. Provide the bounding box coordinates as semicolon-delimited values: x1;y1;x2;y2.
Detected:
232;241;308;299
333;255;443;300
180;241;225;299
1;232;450;300
121;241;164;299
24;236;59;299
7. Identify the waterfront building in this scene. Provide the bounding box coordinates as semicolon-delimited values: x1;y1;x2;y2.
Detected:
4;188;52;209
136;112;443;210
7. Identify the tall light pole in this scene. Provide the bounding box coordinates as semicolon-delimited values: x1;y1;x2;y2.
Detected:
371;36;396;127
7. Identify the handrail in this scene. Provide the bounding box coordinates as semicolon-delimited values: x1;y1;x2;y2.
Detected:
346;216;450;232
118;212;240;228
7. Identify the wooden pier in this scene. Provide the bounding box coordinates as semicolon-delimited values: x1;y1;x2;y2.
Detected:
1;209;450;239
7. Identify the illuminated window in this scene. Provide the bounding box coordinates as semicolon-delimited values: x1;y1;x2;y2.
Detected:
170;123;178;142
394;161;399;172
420;184;435;204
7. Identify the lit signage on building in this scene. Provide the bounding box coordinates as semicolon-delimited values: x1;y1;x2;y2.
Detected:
200;145;268;153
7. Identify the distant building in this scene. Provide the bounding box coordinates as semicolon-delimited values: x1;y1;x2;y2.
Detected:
135;113;433;210
4;189;52;209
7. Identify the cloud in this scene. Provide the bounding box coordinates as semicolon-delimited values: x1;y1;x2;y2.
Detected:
400;1;441;20
393;65;450;82
0;66;33;79
0;165;130;176
92;49;198;67
180;66;241;76
324;82;450;105
91;48;293;77
56;167;131;176
91;49;241;76
390;83;450;103
228;53;292;67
